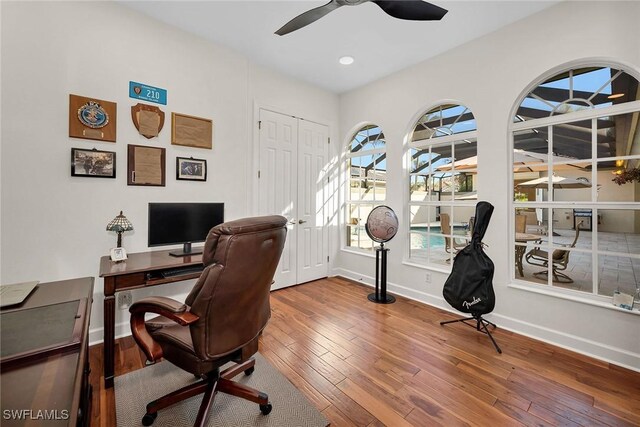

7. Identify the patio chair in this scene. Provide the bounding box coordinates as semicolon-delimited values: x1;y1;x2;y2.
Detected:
441;213;467;262
515;213;527;233
525;222;582;283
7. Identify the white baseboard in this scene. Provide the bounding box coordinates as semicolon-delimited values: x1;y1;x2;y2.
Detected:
331;266;454;312
332;268;640;373
89;323;132;346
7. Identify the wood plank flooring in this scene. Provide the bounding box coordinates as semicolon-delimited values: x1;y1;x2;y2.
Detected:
88;277;640;426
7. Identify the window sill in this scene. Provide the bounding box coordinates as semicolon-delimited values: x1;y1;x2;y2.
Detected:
508;282;640;316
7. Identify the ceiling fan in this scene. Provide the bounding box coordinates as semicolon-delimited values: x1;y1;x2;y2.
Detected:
275;0;448;36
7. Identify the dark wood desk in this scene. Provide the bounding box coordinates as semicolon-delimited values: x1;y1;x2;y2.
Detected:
99;249;203;388
0;277;94;426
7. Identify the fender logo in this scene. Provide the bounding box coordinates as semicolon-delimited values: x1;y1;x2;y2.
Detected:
463;297;481;309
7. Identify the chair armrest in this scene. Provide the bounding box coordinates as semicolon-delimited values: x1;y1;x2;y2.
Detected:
130;296;198;324
129;297;199;362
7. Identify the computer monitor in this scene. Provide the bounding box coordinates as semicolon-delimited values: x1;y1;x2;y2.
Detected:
148;202;224;257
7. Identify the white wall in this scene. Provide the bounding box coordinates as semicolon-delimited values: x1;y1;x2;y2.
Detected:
0;1;338;343
336;1;640;370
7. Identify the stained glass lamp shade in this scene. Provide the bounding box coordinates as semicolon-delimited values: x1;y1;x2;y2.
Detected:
106;211;133;248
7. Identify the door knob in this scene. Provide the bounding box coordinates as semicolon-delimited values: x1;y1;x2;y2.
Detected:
298;219;307;224
288;220;296;225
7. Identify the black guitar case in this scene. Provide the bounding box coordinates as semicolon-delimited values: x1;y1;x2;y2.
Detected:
443;201;495;315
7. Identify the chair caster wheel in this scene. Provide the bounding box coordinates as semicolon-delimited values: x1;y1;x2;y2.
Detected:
142;412;157;426
259;403;272;415
244;366;255;376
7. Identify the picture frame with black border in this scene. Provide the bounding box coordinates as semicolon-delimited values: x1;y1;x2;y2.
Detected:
71;148;116;178
176;157;207;181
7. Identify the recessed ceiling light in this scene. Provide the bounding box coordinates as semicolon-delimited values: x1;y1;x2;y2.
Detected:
339;56;354;65
608;93;625;99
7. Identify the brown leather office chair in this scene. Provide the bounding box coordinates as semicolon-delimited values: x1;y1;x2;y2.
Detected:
129;215;287;427
525;221;581;283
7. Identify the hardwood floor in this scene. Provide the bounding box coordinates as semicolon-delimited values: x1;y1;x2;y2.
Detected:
89;277;640;426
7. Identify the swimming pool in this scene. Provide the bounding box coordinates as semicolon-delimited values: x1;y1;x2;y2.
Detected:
410;226;467;248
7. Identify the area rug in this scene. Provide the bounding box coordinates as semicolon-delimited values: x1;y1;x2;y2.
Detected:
115;352;329;427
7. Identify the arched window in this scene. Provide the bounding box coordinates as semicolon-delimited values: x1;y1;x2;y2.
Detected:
345;124;386;251
511;64;640;299
408;103;477;267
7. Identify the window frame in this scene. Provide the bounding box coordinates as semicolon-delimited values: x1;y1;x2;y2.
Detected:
343;124;387;254
405;103;479;269
509;61;640;309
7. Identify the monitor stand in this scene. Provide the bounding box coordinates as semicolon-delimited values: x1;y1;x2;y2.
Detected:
169;242;203;257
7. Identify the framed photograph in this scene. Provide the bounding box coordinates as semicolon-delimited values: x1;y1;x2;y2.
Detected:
127;144;166;186
69;94;117;142
176;157;207;181
171;112;213;149
110;247;128;262
71;148;116;178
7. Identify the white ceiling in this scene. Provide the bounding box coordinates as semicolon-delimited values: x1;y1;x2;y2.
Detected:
122;0;558;94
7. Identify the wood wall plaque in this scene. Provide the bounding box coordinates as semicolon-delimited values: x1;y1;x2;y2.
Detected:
69;94;117;142
131;103;164;139
127;144;165;186
171;112;213;149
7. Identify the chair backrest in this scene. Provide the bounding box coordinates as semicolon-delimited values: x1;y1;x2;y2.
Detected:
552;222;582;264
440;213;451;234
440;213;454;251
185;215;287;360
568;222;582;248
515;214;527;233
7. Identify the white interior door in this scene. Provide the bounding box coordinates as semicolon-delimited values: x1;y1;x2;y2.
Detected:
259;109;298;289
296;119;329;284
258;109;328;289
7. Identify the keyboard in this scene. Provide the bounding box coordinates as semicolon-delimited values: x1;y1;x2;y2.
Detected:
160;265;204;278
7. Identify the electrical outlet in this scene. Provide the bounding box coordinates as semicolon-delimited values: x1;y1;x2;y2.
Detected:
425;273;432;283
118;291;132;310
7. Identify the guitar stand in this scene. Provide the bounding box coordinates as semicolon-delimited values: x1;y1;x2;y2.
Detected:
440;314;502;354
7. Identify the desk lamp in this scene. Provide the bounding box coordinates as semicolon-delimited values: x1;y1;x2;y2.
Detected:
106;211;133;248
